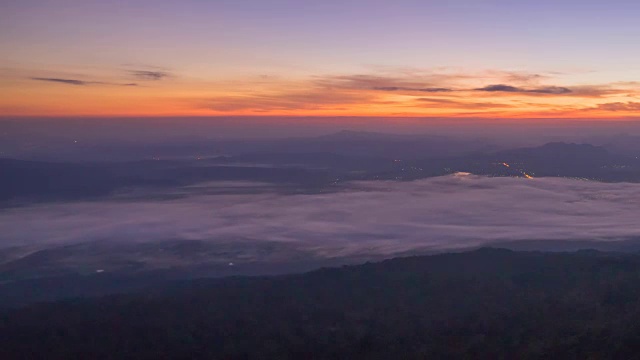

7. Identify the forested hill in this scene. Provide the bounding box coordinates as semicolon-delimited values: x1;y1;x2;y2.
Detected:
4;248;640;359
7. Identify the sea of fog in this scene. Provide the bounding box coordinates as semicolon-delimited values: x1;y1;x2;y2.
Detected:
3;174;640;259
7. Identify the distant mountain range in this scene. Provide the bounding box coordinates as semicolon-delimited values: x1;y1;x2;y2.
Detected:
3;140;640;204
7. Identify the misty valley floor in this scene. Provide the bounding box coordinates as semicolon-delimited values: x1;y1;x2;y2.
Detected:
4;248;640;359
4;169;640;308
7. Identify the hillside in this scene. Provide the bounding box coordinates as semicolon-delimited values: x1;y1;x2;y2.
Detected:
4;248;640;359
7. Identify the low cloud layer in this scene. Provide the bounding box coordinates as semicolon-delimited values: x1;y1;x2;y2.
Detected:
31;77;91;86
2;175;640;258
31;77;138;87
596;102;640;112
198;69;638;116
373;86;453;93
475;84;572;95
129;70;169;81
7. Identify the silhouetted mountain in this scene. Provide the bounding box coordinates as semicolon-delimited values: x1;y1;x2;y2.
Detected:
0;159;125;202
488;142;637;179
497;142;611;164
590;134;640;156
5;249;640;359
0;158;331;204
257;131;501;159
3;140;640;205
316;130;428;141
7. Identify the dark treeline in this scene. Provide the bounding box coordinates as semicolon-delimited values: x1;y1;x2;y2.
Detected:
3;248;640;359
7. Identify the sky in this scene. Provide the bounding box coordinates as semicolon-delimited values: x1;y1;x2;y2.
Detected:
2;0;640;119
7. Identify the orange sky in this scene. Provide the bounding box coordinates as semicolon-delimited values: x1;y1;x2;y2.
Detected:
2;68;639;119
3;1;640;120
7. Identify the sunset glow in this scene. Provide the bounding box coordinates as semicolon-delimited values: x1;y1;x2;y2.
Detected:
2;0;640;119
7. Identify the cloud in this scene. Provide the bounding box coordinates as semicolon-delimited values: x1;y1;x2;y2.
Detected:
31;77;90;86
595;102;640;112
315;70;562;93
475;84;522;92
3;176;640;260
196;69;636;115
500;71;548;84
528;86;573;94
475;84;572;95
415;97;513;110
130;70;169;81
314;74;456;92
204;90;377;112
562;85;634;98
31;77;139;87
373;86;453;92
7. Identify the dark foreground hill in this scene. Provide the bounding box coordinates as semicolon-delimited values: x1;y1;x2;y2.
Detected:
4;248;640;359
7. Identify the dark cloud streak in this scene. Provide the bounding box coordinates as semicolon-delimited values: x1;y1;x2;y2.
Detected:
31;77;89;86
130;70;169;81
595;102;640;112
416;97;514;109
373;86;453;92
475;84;572;95
31;77;139;87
